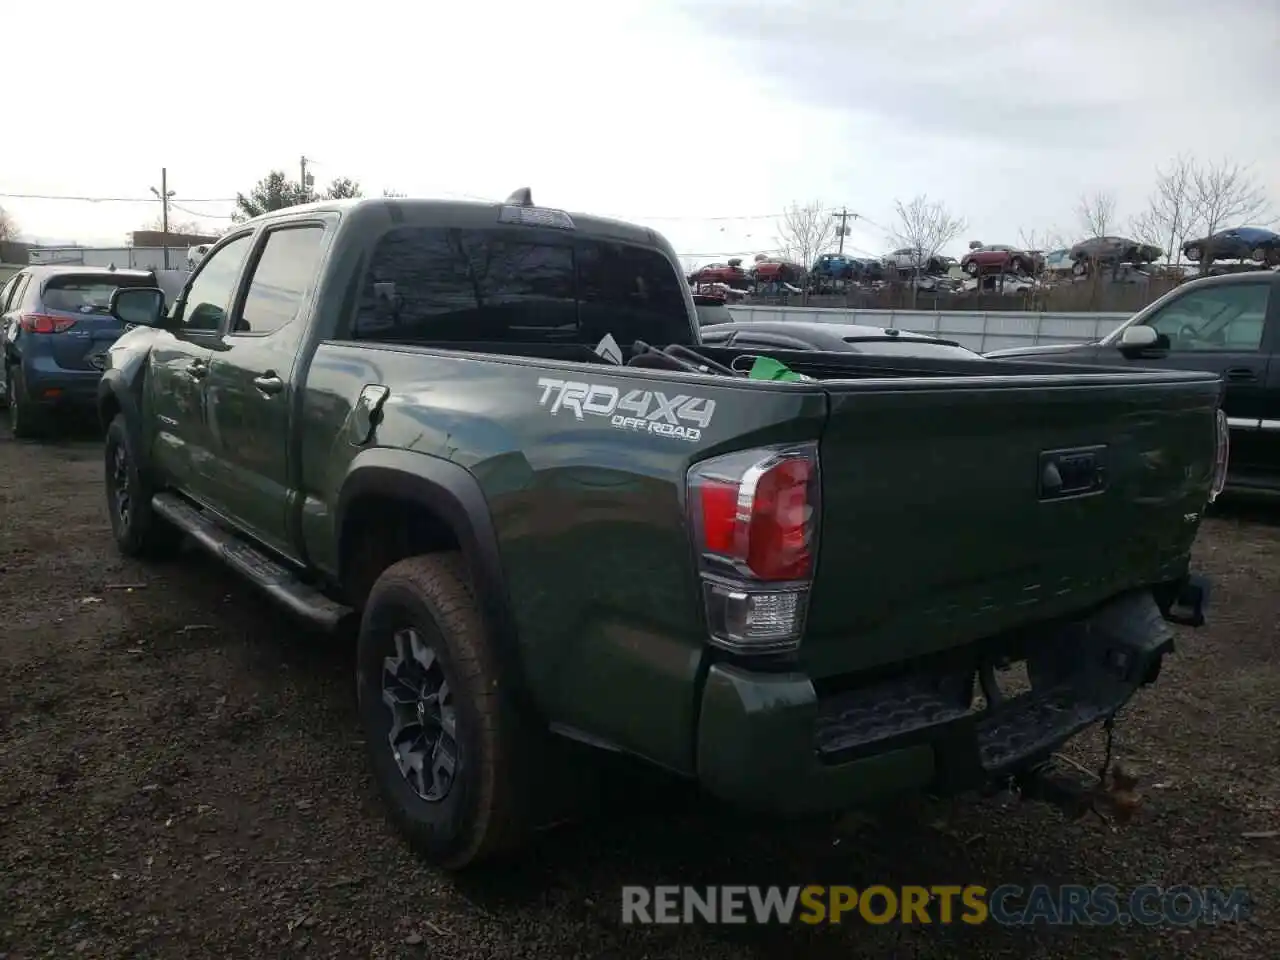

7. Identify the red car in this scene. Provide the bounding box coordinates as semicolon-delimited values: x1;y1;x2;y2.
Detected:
689;259;750;289
750;257;804;286
960;244;1039;276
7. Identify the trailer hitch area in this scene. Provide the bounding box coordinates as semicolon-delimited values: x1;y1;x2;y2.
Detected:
1156;573;1211;627
1007;761;1144;826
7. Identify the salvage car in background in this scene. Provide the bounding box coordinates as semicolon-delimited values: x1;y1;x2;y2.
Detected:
1069;236;1162;275
1042;249;1075;275
1;265;159;438
749;256;805;287
1183;227;1280;266
688;259;750;290
882;247;950;275
960;244;1038;276
986;270;1280;496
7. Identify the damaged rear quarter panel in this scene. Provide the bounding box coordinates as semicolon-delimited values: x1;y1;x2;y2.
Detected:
300;342;828;773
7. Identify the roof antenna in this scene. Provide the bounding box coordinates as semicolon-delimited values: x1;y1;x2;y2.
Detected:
505;187;533;206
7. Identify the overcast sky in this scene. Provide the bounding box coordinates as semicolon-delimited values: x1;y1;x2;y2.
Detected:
4;0;1277;266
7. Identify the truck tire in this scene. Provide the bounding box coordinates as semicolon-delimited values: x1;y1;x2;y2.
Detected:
104;412;183;558
357;553;536;869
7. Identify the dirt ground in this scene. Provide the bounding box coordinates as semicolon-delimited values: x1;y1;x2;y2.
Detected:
0;425;1276;960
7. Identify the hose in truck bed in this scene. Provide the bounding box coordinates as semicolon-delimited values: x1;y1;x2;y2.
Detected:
627;340;740;376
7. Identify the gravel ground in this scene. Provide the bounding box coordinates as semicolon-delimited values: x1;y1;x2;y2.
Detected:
0;425;1276;959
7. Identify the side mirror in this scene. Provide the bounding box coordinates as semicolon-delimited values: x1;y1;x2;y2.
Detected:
111;287;167;328
1119;324;1159;350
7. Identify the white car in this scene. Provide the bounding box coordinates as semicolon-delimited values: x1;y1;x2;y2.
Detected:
186;244;212;270
882;247;929;272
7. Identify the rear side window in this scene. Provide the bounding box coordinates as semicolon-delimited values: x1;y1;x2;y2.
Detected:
236;226;326;336
41;275;154;315
350;226;693;347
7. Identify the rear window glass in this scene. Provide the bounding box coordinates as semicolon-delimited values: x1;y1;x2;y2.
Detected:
351;226;694;346
42;275;153;314
694;302;732;326
845;338;978;358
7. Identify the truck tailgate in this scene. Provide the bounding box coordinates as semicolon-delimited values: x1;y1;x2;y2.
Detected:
802;371;1222;679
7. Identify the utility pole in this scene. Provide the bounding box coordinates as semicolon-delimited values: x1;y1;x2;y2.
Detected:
831;207;857;255
150;169;175;271
300;155;312;198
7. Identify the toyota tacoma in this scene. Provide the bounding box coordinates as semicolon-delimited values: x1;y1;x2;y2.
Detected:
98;191;1222;869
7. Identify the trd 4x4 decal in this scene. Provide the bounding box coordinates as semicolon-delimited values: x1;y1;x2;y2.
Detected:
536;377;715;443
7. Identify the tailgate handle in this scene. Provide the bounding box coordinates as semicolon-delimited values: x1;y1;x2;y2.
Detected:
1224;367;1257;383
1039;446;1108;501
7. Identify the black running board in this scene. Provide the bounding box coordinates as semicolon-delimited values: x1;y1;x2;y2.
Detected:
152;492;353;630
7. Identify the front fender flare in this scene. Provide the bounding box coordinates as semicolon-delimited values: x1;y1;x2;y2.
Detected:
98;368;143;433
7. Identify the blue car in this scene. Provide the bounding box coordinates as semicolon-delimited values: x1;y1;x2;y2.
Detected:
1;265;159;438
1182;226;1280;265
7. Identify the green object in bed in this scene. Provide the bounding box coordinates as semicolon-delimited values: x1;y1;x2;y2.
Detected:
746;355;812;382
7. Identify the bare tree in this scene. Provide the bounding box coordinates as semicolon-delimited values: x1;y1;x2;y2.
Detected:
1126;155;1195;268
141;213;205;236
0;206;18;242
775;200;837;302
1076;190;1117;239
1187;158;1272;272
891;194;966;306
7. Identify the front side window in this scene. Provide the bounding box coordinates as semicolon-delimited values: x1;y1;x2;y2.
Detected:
236;226;326;336
0;275;20;312
1146;284;1270;352
181;234;253;332
351;226;693;346
6;275;30;312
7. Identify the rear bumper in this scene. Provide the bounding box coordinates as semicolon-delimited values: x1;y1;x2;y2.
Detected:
13;356;102;408
695;586;1200;815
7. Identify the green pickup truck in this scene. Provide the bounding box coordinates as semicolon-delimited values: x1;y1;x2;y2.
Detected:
97;192;1224;869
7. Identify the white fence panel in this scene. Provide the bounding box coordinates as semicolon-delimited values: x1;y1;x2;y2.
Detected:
726;305;1133;352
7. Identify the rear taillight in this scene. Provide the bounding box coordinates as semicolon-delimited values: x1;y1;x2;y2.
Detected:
687;442;819;654
19;313;77;334
1210;408;1229;502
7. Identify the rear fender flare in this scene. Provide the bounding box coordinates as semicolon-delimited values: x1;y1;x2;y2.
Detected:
335;449;526;693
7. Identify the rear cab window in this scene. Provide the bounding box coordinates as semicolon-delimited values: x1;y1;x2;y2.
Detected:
692;297;732;327
350;226;695;348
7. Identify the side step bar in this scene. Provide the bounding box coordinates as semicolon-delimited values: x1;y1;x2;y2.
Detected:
152;493;353;631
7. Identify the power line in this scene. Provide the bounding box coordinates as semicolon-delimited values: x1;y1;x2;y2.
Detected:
0;191;238;203
0;189;797;222
0;186;899;244
676;247;786;258
171;202;235;220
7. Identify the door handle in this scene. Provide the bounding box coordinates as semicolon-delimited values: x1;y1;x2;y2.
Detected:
253;372;285;395
1224;368;1257;383
186;359;208;380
